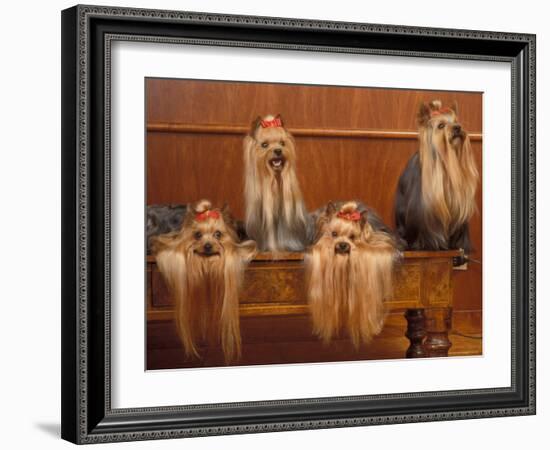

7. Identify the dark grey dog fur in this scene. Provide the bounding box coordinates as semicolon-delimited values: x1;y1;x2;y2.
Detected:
146;204;187;253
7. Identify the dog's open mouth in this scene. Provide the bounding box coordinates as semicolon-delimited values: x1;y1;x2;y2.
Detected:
452;130;465;141
335;249;350;255
269;157;285;170
194;250;220;258
334;244;351;255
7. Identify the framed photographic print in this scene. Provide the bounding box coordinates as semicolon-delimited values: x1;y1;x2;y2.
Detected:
61;4;536;444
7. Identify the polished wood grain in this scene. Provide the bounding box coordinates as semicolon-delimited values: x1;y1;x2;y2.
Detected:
145;250;464;263
147;250;461;310
424;307;453;357
405;309;427;358
147;312;481;369
147;79;482;131
147;122;482;141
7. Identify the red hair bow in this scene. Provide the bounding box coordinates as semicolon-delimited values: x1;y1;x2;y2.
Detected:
260;117;282;128
430;107;453;117
195;210;220;221
337;210;361;222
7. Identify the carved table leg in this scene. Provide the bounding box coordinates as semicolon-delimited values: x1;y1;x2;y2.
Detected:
423;307;452;357
405;309;427;358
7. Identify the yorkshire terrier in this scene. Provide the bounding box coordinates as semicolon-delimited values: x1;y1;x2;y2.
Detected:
147;204;247;254
306;201;401;347
151;200;256;363
243;114;308;252
394;100;479;254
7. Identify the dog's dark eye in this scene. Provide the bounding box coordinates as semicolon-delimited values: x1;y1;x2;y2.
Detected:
438;122;446;129
331;231;338;238
261;142;269;149
349;234;356;240
280;140;285;147
214;230;222;240
193;231;202;240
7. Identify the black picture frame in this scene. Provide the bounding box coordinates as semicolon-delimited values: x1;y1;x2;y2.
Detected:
61;4;536;444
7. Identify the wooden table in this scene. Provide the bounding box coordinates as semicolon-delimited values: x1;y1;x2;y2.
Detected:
147;250;463;368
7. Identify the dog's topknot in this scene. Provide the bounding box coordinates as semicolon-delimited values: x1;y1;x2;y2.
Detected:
249;114;284;135
194;199;212;214
418;100;452;125
339;201;360;214
429;100;443;111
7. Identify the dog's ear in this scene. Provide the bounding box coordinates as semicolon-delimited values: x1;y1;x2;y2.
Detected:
359;210;369;230
325;201;337;217
417;102;431;126
249;116;262;136
275;113;285;127
238;240;257;262
243;135;256;167
308;211;328;245
450;100;459;117
150;232;179;255
183;205;197;227
284;128;296;146
220;203;236;227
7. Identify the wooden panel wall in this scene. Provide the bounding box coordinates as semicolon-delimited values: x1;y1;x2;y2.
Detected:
146;78;482;319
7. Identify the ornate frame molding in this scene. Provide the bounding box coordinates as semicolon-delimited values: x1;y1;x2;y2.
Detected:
61;5;536;444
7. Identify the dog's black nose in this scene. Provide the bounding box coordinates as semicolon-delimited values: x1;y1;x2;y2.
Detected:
336;242;350;253
203;242;213;253
273;148;282;156
453;124;462;133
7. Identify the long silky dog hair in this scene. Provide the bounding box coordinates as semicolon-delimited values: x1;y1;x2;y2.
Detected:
306;201;400;347
151;200;256;363
394;100;479;252
243;114;308;252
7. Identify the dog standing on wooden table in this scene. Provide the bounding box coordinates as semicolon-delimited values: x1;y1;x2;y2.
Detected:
394;100;479;254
